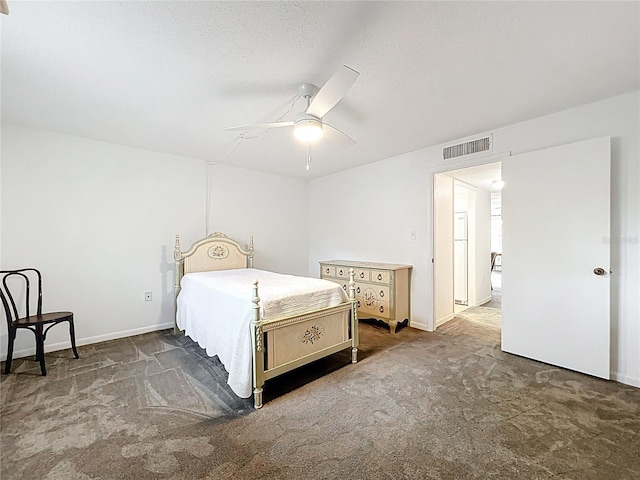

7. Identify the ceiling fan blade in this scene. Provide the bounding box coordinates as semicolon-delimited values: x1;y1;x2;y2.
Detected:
225;121;294;131
0;0;9;15
322;123;356;147
306;65;360;119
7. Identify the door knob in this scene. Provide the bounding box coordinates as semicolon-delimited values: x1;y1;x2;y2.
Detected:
593;267;606;276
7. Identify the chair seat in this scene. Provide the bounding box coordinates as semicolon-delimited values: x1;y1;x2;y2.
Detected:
14;311;74;326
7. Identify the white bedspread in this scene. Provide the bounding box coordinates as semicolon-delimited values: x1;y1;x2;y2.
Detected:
176;268;349;398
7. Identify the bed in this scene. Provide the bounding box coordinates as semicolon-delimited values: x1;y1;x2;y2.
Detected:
173;232;359;409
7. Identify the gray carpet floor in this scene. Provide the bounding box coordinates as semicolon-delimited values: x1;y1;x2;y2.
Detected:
2;299;639;479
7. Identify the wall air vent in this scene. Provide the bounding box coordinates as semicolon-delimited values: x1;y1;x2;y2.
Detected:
443;134;492;160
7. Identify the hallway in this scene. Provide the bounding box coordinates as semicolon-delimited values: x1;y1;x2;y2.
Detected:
455;271;501;327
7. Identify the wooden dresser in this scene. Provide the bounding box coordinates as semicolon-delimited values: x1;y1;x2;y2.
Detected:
320;260;412;334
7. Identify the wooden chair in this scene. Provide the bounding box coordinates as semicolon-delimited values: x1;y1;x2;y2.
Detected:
1;268;79;376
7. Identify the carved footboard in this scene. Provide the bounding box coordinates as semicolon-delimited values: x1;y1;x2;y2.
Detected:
250;270;359;408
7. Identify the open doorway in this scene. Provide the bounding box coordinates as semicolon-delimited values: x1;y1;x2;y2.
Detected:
433;162;502;329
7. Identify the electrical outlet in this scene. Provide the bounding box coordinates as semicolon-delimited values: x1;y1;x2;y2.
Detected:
144;291;152;302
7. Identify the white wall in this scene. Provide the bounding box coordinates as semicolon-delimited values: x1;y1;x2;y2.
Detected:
308;91;639;387
205;163;309;276
1;126;309;359
308;154;433;331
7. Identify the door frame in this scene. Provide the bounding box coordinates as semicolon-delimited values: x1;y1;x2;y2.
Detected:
430;152;510;332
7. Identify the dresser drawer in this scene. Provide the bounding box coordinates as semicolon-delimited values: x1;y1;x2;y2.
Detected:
371;270;392;284
375;301;391;319
357;297;391;319
321;265;336;277
353;269;370;281
335;266;350;278
361;285;389;305
358;284;389;301
353;281;368;297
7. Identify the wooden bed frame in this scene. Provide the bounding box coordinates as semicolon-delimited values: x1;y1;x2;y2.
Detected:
173;232;359;409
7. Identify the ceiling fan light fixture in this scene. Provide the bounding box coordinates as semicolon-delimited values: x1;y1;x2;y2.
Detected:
294;117;323;143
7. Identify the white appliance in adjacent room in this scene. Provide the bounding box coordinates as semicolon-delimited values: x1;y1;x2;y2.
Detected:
454;211;468;305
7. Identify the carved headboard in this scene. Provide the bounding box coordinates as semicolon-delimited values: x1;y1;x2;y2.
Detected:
173;233;254;326
175;232;254;276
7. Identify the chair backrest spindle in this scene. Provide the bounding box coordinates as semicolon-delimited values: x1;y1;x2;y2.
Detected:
0;268;44;324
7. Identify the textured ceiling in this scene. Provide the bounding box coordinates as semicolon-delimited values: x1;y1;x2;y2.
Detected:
2;1;639;179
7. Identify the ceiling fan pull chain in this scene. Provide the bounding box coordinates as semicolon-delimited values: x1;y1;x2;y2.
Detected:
306;144;312;171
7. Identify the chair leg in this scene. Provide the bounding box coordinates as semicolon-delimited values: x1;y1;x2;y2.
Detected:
4;329;16;374
35;324;46;376
68;319;79;359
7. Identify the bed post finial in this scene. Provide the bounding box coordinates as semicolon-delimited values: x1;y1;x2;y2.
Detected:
248;235;254;268
349;268;356;300
174;235;182;262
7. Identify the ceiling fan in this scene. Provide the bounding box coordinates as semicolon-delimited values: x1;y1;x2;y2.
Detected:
226;65;360;146
1;0;9;15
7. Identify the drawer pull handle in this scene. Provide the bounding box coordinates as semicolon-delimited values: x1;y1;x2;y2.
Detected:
377;273;382;280
380;290;384;297
379;306;384;313
343;285;347;290
357;300;361;308
360;272;365;278
356;287;360;294
326;268;330;273
339;269;343;275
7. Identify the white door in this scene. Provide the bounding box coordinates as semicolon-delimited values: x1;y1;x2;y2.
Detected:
502;136;611;379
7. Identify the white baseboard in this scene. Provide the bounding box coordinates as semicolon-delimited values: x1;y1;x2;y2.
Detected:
477;295;493;306
2;322;175;361
436;312;455;328
409;320;432;332
611;371;640;388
